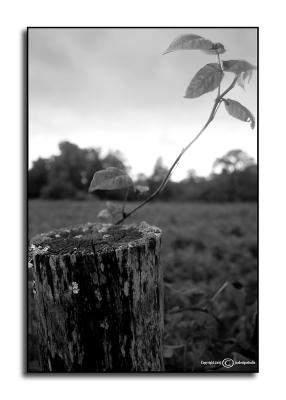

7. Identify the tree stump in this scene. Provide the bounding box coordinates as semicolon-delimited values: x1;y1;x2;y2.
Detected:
29;221;164;372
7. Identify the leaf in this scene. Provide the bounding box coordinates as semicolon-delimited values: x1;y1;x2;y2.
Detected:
163;34;226;55
223;60;256;75
97;209;111;219
106;166;125;173
224;98;255;129
237;73;246;90
185;63;223;98
163;34;212;54
135;185;149;194
237;69;254;90
223;60;256;89
89;167;134;192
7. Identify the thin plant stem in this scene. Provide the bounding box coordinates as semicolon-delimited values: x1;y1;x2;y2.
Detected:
115;76;238;225
217;52;222;70
216;52;222;98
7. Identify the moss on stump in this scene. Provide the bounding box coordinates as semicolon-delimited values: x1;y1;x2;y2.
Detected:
29;221;164;372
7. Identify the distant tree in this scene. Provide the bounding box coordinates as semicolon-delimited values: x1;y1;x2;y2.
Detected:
151;157;169;182
28;158;48;198
186;169;199;183
136;173;148;183
28;142;256;202
212;149;255;174
233;165;257;201
82;147;103;190
28;142;132;199
37;143;85;199
39;142;106;199
40;170;78;200
102;151;128;172
56;141;88;191
210;150;257;201
148;158;174;200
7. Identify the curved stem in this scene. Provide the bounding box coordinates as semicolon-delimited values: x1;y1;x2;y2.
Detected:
115;113;215;224
115;76;238;225
219;76;238;98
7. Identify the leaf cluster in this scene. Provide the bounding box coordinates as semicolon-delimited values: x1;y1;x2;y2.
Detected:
164;34;256;129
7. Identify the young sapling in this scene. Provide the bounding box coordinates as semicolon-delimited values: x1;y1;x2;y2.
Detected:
88;33;256;224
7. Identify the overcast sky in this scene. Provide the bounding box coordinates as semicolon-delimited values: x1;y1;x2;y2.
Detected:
29;27;257;180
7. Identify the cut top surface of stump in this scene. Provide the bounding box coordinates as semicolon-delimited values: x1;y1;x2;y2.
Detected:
29;221;161;257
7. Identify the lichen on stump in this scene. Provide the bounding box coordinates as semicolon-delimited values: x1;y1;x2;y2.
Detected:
29;221;164;372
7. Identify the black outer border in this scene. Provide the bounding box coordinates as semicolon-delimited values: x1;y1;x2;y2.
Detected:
26;26;259;375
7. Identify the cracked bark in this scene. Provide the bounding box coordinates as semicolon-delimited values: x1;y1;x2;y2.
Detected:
30;222;164;372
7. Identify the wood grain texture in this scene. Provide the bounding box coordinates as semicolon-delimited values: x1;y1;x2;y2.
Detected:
30;222;164;372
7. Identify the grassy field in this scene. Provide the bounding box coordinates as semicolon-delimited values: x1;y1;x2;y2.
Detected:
28;200;258;372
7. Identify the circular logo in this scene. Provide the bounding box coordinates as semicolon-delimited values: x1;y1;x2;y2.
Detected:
222;358;234;368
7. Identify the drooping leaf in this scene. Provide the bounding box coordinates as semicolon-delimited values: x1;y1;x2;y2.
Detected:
223;60;256;89
97;209;112;219
237;73;247;90
185;63;223;98
89;168;134;192
163;34;226;55
224;98;255;129
223;60;256;75
237;69;254;90
135;185;149;194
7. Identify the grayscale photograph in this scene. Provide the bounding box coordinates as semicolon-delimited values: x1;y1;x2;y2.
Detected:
28;27;258;373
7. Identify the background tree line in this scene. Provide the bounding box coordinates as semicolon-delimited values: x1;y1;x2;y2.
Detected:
28;141;257;202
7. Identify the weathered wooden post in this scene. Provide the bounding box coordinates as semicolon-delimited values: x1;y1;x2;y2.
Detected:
29;221;164;372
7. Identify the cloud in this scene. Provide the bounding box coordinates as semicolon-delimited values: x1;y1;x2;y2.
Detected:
29;28;257;178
